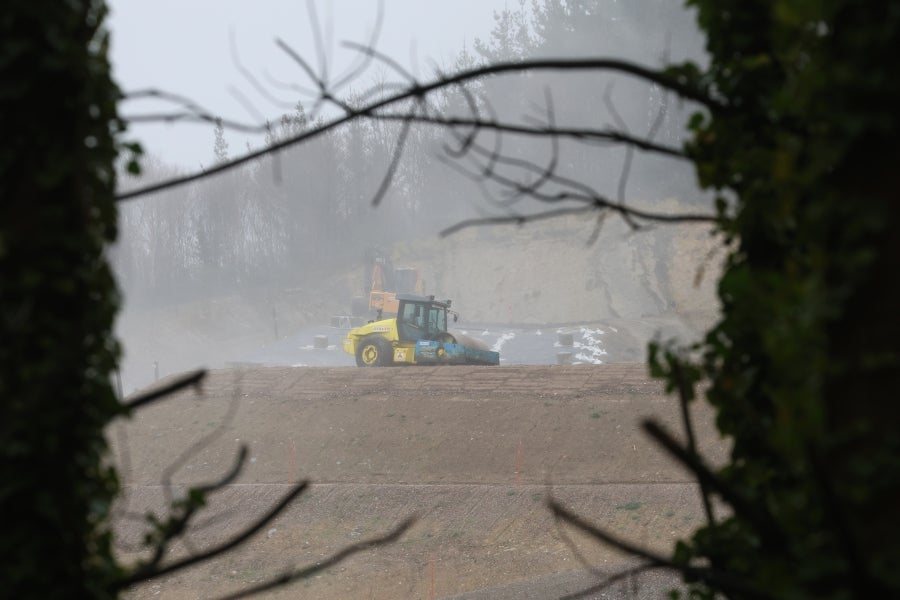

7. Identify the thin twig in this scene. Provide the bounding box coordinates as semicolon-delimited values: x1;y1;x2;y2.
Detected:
548;498;771;599
124;369;206;412
447;136;702;224
115;481;310;590
230;30;297;111
214;516;417;600
305;0;329;86
585;211;608;247
558;563;659;600
440;206;596;236
145;446;249;570
116;57;718;202
371;108;414;207
604;83;640;230
641;419;785;547
670;361;715;525
342;40;419;86
331;0;385;92
436;148;714;234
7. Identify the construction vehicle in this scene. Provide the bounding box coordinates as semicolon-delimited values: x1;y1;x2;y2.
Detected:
351;249;423;317
343;295;500;366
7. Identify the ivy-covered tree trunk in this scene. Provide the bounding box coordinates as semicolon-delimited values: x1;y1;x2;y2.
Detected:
0;1;124;598
664;1;900;597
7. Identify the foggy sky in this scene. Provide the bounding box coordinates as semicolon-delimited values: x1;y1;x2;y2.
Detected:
108;0;509;167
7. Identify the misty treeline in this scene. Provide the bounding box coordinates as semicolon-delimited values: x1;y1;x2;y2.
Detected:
112;0;704;308
113;105;460;307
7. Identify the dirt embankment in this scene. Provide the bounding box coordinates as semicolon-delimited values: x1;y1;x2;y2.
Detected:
113;364;727;600
397;210;720;329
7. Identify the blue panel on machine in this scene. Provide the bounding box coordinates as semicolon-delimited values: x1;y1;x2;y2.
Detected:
414;340;500;365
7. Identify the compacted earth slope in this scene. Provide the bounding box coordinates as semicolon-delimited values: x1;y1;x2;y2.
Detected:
113;363;726;599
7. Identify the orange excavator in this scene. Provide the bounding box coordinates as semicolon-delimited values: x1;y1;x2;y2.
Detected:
351;249;424;317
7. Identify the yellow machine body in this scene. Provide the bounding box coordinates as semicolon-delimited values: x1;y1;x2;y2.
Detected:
341;316;418;366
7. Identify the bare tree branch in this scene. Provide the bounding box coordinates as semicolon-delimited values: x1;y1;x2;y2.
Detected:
158;374;242;512
121;89;263;131
604;80;673;232
273;38;326;98
641;419;785;548
585;211;609;247
116;56;716;202
668;361;715;525
503;87;560;202
558;563;659;600
440;205;597;236
442;96;505;182
214;516;417;600
436;146;714;236
116;481;310;590
342;40;419;87
230;30;298;111
548;498;677;567
371;105;415;207
548;498;771;600
124;369;206;412
330;2;385;92
305;0;329;86
551;500;666;600
423;82;713;231
144;446;249;571
123;106;688;162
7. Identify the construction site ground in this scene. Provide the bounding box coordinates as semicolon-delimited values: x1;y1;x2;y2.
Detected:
113;363;727;600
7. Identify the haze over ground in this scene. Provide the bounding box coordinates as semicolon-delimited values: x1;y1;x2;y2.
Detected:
105;2;716;394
